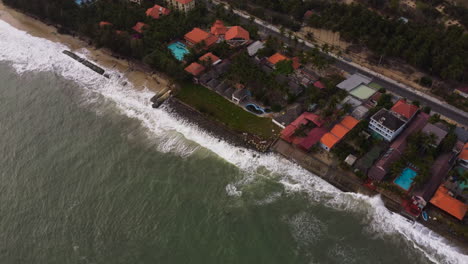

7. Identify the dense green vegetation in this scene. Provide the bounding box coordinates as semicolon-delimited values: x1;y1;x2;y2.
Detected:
175;83;279;139
308;3;467;82
227;0;467;82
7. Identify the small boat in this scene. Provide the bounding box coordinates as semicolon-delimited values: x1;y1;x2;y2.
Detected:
422;211;428;221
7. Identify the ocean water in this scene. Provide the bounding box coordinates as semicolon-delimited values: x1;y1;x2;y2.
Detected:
0;20;467;264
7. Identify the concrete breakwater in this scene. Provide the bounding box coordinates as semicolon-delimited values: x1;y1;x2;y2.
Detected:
62;50;109;78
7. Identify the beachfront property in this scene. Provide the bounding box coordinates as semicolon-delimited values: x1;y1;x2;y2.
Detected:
273;104;303;129
459;143;468;169
368;112;429;181
319;116;359;151
146;4;171;19
168;42;190;61
280;112;327;151
368;99;418;141
184;28;218;48
225;26;250;46
430;185;468;221
165;0;195;13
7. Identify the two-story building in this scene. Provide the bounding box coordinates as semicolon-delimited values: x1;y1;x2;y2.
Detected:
368;99;418;141
165;0;195;13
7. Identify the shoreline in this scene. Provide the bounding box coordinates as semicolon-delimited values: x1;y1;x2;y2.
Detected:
1;1;467;256
0;2;171;94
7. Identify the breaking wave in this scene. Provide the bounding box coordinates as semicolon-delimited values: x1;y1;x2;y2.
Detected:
0;20;467;264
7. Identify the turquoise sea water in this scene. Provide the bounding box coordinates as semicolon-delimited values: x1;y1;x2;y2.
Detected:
0;20;467;264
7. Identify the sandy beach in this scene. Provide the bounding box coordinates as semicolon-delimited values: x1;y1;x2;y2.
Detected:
0;1;171;93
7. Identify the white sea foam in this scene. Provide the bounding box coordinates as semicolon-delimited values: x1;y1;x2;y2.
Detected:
0;20;467;264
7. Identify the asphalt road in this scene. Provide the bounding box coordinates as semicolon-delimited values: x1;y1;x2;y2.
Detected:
205;0;468;127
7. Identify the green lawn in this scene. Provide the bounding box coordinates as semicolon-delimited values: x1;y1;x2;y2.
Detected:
175;83;279;139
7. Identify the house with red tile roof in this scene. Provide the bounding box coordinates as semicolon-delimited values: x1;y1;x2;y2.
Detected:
280;112;326;151
199;52;221;65
267;53;301;70
391;99;418;120
225;26;250;46
99;21;113;28
165;0;195;13
303;10;314;20
319;115;359;151
184;28;218;48
146;4;170;19
184;62;205;76
430;185;468;220
132;22;148;34
210;20;228;37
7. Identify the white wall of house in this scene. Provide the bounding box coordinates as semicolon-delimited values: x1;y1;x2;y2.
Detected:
368;118;405;141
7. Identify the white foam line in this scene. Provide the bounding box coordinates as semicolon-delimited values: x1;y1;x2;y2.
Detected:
0;20;466;263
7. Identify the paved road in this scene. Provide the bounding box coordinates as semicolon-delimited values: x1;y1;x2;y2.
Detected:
206;0;468;127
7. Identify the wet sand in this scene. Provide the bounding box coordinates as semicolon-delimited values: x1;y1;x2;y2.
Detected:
0;1;170;93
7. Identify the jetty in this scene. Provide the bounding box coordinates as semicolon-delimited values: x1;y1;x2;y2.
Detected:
62;50;109;78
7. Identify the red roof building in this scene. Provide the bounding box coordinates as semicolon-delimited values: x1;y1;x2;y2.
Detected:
391;99;419;120
132;22;148;34
210;20;228;36
280;112;324;144
430;186;468;220
303;10;314;20
298;127;329;151
199;52;221;65
146;4;170;19
313;81;325;89
267;53;301;70
184;62;206;76
184;28;218;48
319;115;359;151
225;26;250;42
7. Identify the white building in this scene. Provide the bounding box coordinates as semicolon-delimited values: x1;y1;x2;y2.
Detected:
165;0;196;13
368;108;407;141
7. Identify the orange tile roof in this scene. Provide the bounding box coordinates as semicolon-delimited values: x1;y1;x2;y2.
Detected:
267;53;288;65
184;62;205;76
391;99;418;119
175;0;194;4
184;28;218;47
210;20;228;36
225;26;250;41
199;52;220;64
459;143;468;160
99;21;112;28
132;22;148;34
146;5;170;19
430;186;468;220
330;124;350;139
320;133;340;149
291;57;301;69
340;116;359;130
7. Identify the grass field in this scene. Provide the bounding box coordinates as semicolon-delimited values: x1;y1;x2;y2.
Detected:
175;83;279;139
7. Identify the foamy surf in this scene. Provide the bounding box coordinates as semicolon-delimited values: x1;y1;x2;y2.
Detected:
0;20;466;264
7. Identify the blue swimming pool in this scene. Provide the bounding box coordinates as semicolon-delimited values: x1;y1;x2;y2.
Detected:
394;168;417;191
168;42;190;61
245;104;270;115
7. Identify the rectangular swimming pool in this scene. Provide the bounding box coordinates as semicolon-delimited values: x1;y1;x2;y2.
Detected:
394;168;417;191
168;42;190;61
